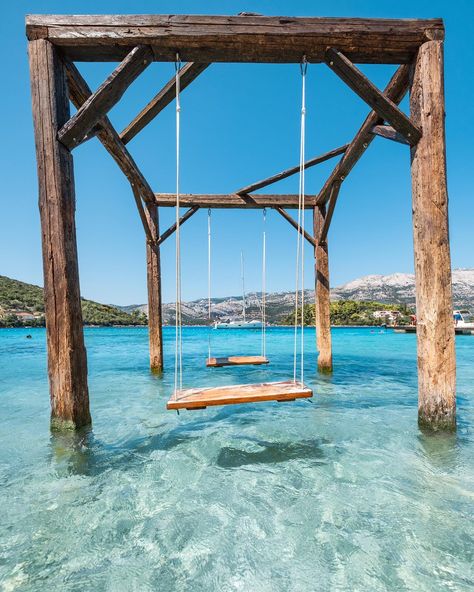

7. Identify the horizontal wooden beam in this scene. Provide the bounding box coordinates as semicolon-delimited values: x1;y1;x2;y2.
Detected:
319;181;342;244
370;124;410;145
274;206;316;248
237;144;348;195
157;206;200;245
154;193;316;209
316;63;411;206
120;62;210;144
58;45;153;149
63;58;156;204
325;48;421;145
26;15;444;63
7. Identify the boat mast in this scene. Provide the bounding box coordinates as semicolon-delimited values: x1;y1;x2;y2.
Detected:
241;250;246;323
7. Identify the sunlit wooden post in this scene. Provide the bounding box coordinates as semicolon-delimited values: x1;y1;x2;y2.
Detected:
410;40;456;430
28;39;91;429
313;204;333;373
145;203;163;373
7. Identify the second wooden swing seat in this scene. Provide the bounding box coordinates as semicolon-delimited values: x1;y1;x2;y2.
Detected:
206;355;269;367
167;380;312;410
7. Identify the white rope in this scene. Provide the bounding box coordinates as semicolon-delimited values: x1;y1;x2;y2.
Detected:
207;208;212;359
293;57;307;384
174;54;183;397
261;208;267;358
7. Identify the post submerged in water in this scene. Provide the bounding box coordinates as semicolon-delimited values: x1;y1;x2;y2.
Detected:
28;39;91;430
410;40;456;431
313;204;333;373
145;203;164;373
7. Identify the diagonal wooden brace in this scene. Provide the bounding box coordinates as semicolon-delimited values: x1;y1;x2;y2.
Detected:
157;206;200;246
120;62;210;144
318;181;342;244
62;57;156;206
274;206;316;248
58;45;153;149
325;48;421;145
316;64;411;206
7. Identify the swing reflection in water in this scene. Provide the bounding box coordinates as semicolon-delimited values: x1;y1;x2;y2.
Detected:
167;55;313;411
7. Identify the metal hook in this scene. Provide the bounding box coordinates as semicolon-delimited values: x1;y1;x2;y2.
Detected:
175;52;182;72
300;55;308;76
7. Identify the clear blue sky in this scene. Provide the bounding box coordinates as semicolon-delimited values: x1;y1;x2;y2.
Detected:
1;1;472;305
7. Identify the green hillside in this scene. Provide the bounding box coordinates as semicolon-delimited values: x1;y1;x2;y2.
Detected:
283;300;412;326
0;275;147;327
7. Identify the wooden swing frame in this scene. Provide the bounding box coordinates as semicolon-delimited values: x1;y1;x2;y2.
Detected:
27;14;455;429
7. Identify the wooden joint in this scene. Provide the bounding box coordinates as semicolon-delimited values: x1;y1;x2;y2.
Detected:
58;44;153;149
325;47;421;145
370;124;411;145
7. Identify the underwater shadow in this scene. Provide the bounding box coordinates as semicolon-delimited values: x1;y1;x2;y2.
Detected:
49;424;200;478
216;438;327;468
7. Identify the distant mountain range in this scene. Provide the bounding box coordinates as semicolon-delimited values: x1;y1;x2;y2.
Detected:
117;269;474;325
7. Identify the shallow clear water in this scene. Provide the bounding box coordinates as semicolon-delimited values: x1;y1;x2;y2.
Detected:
0;326;473;591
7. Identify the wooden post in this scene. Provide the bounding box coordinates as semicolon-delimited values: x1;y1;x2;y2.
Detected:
410;40;456;430
28;39;91;430
145;203;163;373
313;205;333;373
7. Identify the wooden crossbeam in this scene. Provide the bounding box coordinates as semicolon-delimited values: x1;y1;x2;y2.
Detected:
236;145;348;195
325;48;421;145
26;15;444;64
63;58;156;205
120;62;210;144
58;45;153;149
157;206;200;246
154;193;315;209
316;64;411;206
318;181;342;244
274;207;316;248
370;124;410;145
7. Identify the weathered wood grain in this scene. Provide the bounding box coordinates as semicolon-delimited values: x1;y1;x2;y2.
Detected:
167;380;312;410
274;206;316;248
121;62;210;144
325;48;421;145
58;45;153;149
63;58;156;204
237;145;348;195
318;181;342;245
316;64;410;206
28;39;90;430
410;40;456;431
155;193;315;209
157;206;199;246
370;124;410;145
25;15;444;63
314;205;333;373
145;203;163;373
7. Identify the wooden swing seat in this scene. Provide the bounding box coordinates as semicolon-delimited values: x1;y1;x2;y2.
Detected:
167;380;312;410
206;355;269;367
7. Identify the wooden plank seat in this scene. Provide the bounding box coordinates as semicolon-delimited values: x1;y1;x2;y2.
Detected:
167;380;312;410
206;355;269;368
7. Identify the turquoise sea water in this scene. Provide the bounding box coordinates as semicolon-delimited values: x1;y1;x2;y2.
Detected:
0;326;473;591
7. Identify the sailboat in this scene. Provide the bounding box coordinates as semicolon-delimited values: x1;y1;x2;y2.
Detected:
214;252;264;330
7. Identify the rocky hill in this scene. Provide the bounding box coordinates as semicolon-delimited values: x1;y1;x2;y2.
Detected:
331;269;474;308
118;269;474;325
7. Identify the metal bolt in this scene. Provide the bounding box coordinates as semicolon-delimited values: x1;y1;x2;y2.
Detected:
363;142;368;148
329;61;334;66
